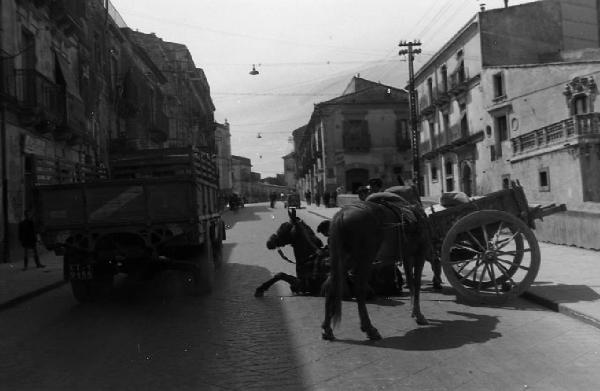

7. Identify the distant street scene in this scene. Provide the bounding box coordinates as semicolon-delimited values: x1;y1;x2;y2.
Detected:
1;0;600;390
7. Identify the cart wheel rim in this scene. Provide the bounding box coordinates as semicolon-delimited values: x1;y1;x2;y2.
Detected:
440;210;540;304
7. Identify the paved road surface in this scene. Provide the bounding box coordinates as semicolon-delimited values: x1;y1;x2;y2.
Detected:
1;203;599;390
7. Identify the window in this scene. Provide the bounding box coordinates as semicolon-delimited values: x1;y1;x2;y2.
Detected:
502;174;511;190
493;72;505;99
441;65;448;93
459;103;468;138
442;113;450;141
429;120;435;149
445;161;454;192
396;120;411;151
490;145;496;161
343;120;370;152
572;95;588;115
497;115;508;141
445;161;453;176
427;78;433;105
539;168;550;191
431;164;438;182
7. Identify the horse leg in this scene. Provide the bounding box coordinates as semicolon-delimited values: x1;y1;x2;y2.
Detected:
321;287;336;341
430;256;443;290
408;256;429;325
255;272;299;297
356;265;381;340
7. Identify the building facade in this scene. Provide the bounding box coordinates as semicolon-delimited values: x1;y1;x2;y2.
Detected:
231;154;251;200
0;0;216;259
295;77;412;197
282;151;296;190
412;0;600;248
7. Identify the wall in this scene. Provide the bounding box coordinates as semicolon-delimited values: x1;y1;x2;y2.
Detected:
480;1;563;66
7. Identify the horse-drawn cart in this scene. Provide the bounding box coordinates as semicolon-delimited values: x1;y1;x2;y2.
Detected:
426;182;566;304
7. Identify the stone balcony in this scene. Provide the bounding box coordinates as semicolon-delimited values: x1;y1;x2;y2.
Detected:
511;113;600;161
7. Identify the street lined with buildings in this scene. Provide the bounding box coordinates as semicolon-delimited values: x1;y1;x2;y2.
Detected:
1;203;600;390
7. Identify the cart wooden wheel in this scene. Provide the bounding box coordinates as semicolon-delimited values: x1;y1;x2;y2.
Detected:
441;210;541;304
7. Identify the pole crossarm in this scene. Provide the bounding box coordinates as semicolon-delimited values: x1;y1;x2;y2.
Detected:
398;40;422;195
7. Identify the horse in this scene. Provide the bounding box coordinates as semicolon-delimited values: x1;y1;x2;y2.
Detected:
384;185;442;290
254;209;328;297
255;210;404;299
321;192;433;341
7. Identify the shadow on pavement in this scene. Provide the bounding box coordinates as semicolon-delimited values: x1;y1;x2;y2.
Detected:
527;282;600;303
5;260;307;390
337;311;501;351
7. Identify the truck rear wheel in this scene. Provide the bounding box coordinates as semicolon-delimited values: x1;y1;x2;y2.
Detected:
183;236;215;296
71;277;113;303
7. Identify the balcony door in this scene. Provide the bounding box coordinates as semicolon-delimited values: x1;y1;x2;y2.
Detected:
345;168;369;194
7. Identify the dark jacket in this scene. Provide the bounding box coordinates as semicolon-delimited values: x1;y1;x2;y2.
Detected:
18;218;37;248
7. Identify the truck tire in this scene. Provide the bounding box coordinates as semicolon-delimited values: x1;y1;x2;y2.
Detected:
183;236;215;296
71;275;113;303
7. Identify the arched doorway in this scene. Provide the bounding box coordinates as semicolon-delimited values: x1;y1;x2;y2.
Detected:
345;168;369;193
461;163;473;196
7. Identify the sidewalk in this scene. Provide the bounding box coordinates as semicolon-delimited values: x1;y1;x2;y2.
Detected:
0;249;66;311
303;202;600;330
1;203;599;331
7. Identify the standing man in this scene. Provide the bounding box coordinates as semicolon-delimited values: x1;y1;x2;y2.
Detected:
368;177;383;194
18;210;45;270
305;190;312;205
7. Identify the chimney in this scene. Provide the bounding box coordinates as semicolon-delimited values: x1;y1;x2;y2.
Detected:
480;3;486;11
504;0;509;7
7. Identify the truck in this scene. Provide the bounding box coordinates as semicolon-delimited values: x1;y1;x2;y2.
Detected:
34;147;225;302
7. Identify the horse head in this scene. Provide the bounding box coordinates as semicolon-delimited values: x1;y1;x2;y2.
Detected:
265;210;323;260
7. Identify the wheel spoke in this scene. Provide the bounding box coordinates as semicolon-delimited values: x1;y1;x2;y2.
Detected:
449;256;478;265
466;231;486;251
496;257;530;271
487;263;500;295
492;221;505;243
496;248;531;256
481;224;490;247
476;261;488;292
458;258;482;282
495;230;522;250
451;243;481;254
494;261;517;287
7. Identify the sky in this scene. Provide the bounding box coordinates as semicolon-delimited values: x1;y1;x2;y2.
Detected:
110;0;536;177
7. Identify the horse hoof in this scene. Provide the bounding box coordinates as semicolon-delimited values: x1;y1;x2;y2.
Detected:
367;329;382;341
254;289;264;298
322;330;335;341
415;316;429;326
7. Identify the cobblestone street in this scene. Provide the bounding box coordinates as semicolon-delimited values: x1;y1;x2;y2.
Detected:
1;204;600;390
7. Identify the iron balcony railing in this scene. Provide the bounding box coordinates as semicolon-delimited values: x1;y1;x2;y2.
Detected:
512;113;600;155
1;50;16;99
15;69;65;122
15;69;88;139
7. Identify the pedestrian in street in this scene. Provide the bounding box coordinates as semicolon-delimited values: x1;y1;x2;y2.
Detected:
18;209;45;270
269;191;278;208
357;185;369;201
331;188;338;207
368;177;383;194
396;174;405;186
305;190;312;205
323;191;330;208
314;192;321;207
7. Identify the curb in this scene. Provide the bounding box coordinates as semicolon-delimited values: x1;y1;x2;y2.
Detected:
522;291;600;330
0;280;67;312
306;208;600;331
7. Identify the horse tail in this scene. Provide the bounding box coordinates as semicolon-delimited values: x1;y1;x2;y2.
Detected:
328;211;346;327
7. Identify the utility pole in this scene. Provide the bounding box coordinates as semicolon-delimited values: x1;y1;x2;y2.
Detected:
398;40;421;195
